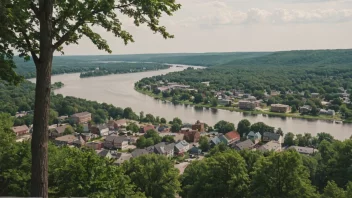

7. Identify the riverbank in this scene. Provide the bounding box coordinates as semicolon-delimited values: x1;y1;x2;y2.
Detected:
135;87;343;122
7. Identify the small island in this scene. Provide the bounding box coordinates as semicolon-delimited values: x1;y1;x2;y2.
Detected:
79;63;170;78
51;82;64;90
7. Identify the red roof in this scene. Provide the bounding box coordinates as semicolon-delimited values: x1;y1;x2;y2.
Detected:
142;125;155;132
225;131;240;141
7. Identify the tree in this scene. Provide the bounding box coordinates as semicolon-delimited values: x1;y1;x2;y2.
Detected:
63;125;74;135
237;119;251;137
276;127;284;136
210;98;218;107
172;117;182;125
180;150;249;198
123;154;180;198
48;109;58;125
322;181;346;198
193;94;203;104
284;132;295;146
1;0;180;194
126;122;139;133
139;111;144;122
214;120;235;134
198;136;210;152
250;150;318;198
160;117;167;124
123;107;134;119
76;124;84;134
144;114;155;123
250;122;274;135
136;136;147;148
171;123;181;133
291;105;297;113
162;135;175;143
145;129;162;144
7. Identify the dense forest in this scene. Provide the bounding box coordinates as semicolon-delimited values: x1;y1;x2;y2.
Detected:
79;63;169;78
2;112;352;197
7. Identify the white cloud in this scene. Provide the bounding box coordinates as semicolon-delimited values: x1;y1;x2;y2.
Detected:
181;7;352;26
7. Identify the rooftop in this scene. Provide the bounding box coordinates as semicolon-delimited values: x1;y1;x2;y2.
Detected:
71;112;91;117
11;125;29;133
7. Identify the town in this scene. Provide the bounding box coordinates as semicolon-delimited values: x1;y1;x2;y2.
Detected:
12;110;318;173
135;80;350;122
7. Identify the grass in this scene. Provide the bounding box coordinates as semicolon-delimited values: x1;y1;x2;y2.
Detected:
135;87;343;122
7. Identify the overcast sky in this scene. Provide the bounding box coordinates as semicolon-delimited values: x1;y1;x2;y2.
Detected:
60;0;352;55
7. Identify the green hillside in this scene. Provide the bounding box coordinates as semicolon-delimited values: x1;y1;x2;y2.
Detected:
221;49;352;67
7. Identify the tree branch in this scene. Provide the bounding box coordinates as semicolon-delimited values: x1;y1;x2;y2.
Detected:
52;3;134;50
22;31;39;64
30;1;40;19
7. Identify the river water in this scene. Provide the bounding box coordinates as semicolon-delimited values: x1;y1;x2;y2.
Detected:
31;65;352;140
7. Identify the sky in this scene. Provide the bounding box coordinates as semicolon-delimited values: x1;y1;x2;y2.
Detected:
61;0;352;55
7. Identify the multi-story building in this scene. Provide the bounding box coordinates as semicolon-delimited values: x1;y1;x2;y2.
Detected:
270;104;290;113
70;112;92;124
238;100;259;110
191;120;205;132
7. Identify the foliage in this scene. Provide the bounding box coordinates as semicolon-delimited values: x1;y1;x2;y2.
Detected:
214;120;235;134
250;150;318;198
136;130;162;148
181;150;250;198
250;122;275;135
162;135;175;143
123;154;180;198
198;136;210;152
171;123;181;132
284;132;295;146
63;125;74;135
126;122;140;133
237;119;251;137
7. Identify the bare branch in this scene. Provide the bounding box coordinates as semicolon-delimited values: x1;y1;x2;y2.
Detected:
22;31;39;64
30;1;40;19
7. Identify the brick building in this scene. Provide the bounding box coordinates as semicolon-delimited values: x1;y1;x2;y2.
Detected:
70;112;92;124
191;120;205;132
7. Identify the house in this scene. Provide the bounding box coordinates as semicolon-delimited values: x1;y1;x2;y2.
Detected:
50;125;69;138
183;130;201;143
271;104;290;113
57;115;68;122
140;125;155;133
91;124;109;136
319;109;335;116
218;134;229;145
189;146;202;155
238;100;258;110
210;136;221;147
288;146;318;155
247;131;262;144
114;153;133;166
192;120;205;132
299;105;312;114
258;141;281;152
263;132;283;144
72;136;86;147
218;99;232;106
85;142;102;150
108;119;128;130
104;136;129;150
97;149;113;159
55;135;77;146
225;131;241;145
175;140;190;155
70;112;92;124
80;133;97;142
146;142;175;158
11;125;29;136
131;149;150;158
233;139;255;151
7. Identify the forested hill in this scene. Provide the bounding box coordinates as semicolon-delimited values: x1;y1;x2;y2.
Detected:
13;49;352;78
221;49;352;67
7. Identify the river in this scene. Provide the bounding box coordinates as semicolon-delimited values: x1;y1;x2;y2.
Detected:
31;65;352;140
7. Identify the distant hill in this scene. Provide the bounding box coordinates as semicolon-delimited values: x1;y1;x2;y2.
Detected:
13;49;352;78
220;49;352;67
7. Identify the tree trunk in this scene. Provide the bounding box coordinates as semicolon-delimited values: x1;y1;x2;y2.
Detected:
31;0;54;197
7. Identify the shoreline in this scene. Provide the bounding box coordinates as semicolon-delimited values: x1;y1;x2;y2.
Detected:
135;87;345;123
